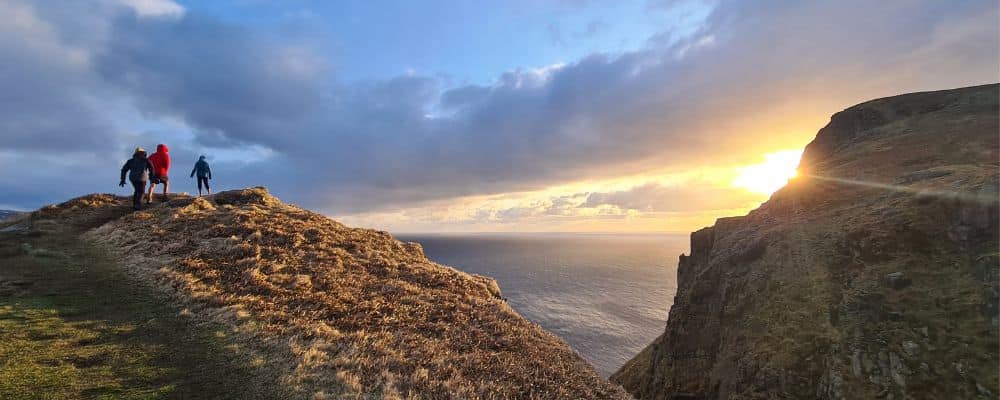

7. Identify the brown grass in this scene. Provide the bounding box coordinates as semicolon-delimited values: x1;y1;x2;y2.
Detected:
44;187;631;399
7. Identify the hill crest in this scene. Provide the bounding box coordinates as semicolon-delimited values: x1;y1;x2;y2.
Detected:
25;187;626;399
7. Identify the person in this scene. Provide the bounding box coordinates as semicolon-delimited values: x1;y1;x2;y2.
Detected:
147;144;171;203
190;155;213;196
120;147;154;210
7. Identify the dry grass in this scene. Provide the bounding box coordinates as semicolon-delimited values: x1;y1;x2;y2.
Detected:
1;206;289;399
41;187;631;399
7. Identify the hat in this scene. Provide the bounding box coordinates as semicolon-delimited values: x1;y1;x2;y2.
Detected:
134;147;146;153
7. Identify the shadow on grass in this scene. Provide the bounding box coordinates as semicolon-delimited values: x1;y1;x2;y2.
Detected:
0;226;286;399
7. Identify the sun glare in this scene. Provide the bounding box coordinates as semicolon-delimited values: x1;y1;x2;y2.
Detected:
732;150;803;195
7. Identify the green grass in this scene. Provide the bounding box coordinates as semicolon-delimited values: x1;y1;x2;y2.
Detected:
0;225;286;399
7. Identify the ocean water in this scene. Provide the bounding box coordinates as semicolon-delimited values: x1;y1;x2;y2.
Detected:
396;233;686;377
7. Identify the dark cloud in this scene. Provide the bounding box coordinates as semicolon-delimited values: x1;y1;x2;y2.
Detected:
95;12;329;149
0;0;997;217
0;1;114;152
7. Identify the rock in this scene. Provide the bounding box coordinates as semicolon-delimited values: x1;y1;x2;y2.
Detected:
878;351;890;375
889;352;909;387
902;341;919;356
0;223;27;232
885;272;911;289
953;362;966;376
976;382;992;397
894;169;953;184
980;287;999;317
862;352;875;373
819;370;845;399
829;372;844;399
917;326;929;338
851;350;863;377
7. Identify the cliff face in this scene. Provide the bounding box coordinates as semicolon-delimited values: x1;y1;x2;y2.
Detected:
27;188;626;399
613;84;999;399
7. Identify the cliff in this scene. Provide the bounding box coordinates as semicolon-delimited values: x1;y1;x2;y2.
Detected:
612;84;999;399
16;188;627;399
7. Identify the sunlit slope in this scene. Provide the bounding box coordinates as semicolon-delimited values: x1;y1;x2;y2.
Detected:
25;188;627;399
613;83;999;399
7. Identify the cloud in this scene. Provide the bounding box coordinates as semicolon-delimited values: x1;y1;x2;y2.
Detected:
485;193;590;222
582;182;762;212
0;0;996;221
476;180;762;224
0;0;112;152
95;13;329;149
115;0;184;18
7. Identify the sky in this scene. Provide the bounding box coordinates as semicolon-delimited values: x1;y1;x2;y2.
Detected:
0;0;997;232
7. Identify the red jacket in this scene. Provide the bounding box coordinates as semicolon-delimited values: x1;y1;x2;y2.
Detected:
148;144;171;177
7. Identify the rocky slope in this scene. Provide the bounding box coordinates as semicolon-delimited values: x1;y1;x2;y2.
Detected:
612;84;999;399
0;210;20;221
23;188;627;399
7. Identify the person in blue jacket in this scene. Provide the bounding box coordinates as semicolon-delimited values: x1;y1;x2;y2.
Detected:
190;155;213;196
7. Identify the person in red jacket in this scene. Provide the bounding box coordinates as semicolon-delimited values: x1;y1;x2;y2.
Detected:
147;143;171;203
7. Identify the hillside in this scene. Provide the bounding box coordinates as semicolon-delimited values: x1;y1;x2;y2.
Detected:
612;84;999;399
4;188;627;399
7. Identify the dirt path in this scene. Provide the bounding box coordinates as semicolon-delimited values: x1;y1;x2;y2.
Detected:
0;216;287;399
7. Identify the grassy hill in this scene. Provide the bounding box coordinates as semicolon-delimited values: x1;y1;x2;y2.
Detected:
1;188;627;399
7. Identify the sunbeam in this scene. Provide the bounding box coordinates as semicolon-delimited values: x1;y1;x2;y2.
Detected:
804;174;999;205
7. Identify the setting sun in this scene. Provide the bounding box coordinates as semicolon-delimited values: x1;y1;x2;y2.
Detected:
732;150;803;195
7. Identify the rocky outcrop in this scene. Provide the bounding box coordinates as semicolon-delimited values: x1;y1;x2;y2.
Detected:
613;84;999;399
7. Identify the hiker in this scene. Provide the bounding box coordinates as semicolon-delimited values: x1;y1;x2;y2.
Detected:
190;155;212;196
147;144;170;203
119;147;154;210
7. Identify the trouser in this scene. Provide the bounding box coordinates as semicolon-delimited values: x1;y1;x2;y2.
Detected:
197;177;210;192
130;179;146;209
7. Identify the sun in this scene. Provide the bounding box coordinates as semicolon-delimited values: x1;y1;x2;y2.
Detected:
732;150;803;195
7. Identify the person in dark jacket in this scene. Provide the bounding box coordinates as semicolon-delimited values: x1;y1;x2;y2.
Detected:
147;144;171;203
190;155;212;196
120;147;154;210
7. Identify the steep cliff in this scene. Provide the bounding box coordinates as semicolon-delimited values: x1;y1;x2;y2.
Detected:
613;84;999;399
18;188;627;399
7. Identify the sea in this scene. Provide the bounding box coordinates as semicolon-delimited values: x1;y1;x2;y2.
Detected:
396;232;687;377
